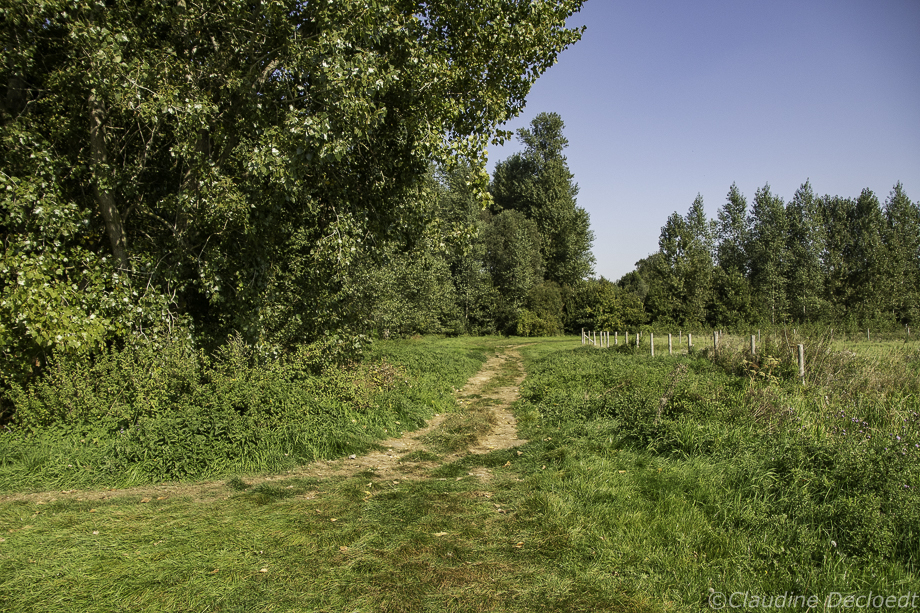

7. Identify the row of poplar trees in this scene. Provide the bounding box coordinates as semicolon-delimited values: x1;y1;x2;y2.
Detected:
619;182;920;330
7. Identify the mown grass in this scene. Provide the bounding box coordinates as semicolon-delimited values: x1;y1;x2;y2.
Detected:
1;335;918;612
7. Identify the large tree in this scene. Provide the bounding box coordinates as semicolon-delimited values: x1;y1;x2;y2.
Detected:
846;189;886;325
748;184;788;324
647;196;713;326
818;194;856;321
0;0;586;377
785;181;826;322
716;183;751;277
881;183;920;326
490;112;595;287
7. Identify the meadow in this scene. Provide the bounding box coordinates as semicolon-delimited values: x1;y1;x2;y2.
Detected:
1;332;918;612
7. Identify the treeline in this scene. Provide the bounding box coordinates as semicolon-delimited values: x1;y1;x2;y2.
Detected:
0;1;589;415
616;182;920;330
357;112;601;339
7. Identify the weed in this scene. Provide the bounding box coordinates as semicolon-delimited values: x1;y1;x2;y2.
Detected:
226;476;251;491
399;450;441;463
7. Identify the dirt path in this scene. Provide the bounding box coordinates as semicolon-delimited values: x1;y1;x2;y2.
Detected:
295;345;528;483
0;346;529;504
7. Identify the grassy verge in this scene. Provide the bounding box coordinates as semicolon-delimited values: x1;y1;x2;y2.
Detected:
512;342;919;604
1;336;917;612
0;336;498;491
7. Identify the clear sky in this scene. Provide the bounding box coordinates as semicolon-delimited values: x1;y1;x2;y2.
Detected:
485;0;920;281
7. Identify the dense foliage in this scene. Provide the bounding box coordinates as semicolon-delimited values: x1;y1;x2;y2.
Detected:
619;182;920;330
0;0;589;420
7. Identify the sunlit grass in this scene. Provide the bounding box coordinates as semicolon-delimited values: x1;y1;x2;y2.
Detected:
2;334;917;612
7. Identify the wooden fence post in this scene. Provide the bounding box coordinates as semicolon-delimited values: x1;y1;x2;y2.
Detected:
798;344;805;384
625;331;629;346
751;335;756;357
668;333;673;355
688;333;693;348
636;331;639;348
581;328;585;345
867;328;870;342
713;331;718;355
650;333;655;356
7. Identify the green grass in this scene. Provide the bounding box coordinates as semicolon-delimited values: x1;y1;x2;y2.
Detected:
0;336;502;491
1;335;918;612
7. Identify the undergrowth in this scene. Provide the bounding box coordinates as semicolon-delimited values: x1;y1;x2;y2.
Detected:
0;336;492;490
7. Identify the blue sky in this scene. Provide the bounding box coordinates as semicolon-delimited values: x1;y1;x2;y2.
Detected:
485;0;920;281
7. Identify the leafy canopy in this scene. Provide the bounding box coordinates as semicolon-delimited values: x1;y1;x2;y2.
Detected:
0;0;587;380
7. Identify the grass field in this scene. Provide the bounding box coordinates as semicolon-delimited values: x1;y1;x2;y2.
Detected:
1;334;918;612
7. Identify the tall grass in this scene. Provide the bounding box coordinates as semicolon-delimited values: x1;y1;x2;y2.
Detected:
513;340;919;599
1;336;917;612
0;336;495;491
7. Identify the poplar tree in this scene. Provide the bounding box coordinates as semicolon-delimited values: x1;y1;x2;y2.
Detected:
819;195;857;321
748;185;788;324
848;189;886;325
785;181;826;322
490;112;595;287
882;183;920;326
710;184;754;326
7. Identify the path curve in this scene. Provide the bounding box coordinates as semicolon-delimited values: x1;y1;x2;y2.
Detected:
0;345;529;503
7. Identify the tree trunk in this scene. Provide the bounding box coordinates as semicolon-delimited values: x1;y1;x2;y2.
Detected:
87;92;129;269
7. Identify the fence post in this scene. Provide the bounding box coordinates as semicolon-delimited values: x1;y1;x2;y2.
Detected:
867;328;870;342
581;328;585;345
615;331;618;346
636;331;640;348
688;333;693;348
679;330;682;345
751;335;756;357
798;344;805;385
713;330;718;355
625;331;629;346
668;333;673;355
650;333;655;356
